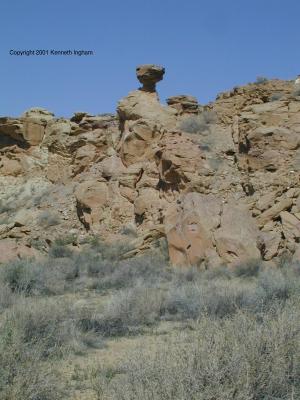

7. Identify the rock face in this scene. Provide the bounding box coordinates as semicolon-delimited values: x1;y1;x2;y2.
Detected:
167;95;200;114
165;194;262;267
1;67;300;268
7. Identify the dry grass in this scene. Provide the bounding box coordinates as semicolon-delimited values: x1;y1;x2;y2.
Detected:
90;297;300;399
0;249;299;399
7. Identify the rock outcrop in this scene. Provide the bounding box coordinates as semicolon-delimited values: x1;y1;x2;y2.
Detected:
1;66;300;267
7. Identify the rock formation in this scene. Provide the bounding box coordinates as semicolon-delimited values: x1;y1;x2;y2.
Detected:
136;64;165;92
0;66;299;267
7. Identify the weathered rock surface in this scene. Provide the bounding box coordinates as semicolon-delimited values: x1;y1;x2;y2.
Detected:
1;67;300;267
167;95;201;114
136;64;165;92
0;238;40;263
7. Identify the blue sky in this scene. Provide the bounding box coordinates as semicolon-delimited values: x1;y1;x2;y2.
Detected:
1;0;300;117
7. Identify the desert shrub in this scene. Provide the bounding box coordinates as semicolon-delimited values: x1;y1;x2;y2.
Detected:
257;267;297;301
84;277;286;336
179;111;217;134
91;298;300;399
0;297;86;399
255;76;268;84
31;187;52;207
80;285;165;337
0;199;13;214
162;282;204;319
101;254;169;290
0;346;64;400
0;298;82;358
172;266;201;283
90;239;135;262
233;259;262;278
86;258;111;278
54;234;77;246
291;261;300;275
152;237;170;261
0;259;45;294
29;237;47;251
37;210;61;227
76;249;170;291
269;92;284;101
75;239;135;273
0;283;16;311
201;265;233;280
48;243;73;258
198;143;211;151
162;280;249;320
0;258;79;296
119;224;138;237
0;216;9;225
207;156;224;170
41;257;80;293
162;266;300;321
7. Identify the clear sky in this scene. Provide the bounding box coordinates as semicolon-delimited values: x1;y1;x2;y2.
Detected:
1;0;300;118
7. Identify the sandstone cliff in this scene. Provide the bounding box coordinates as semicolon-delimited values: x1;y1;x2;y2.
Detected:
1;66;299;267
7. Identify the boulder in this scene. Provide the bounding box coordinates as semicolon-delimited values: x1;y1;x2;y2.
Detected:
0;157;23;176
167;95;199;114
120;119;164;166
155;131;212;192
74;180;109;230
118;89;177;131
165;193;262;267
214;201;262;265
0;239;40;263
21;108;54;121
280;211;300;241
74;180;134;232
164;193;222;267
257;198;293;227
21;108;54;146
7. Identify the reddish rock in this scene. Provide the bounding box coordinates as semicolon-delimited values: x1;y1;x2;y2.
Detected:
1;68;300;266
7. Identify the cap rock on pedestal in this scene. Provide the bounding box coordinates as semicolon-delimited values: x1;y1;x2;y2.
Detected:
136;64;165;92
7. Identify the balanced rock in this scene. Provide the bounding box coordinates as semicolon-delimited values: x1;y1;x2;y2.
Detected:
136;64;165;92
